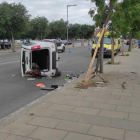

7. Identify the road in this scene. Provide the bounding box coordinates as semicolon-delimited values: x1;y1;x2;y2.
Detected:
0;45;128;119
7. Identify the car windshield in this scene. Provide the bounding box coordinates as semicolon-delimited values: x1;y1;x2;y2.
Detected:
95;37;112;44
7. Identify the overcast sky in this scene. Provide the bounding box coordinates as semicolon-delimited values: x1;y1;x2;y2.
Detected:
1;0;95;25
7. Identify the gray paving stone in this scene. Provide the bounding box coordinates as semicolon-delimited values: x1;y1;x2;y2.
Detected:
37;102;52;109
5;135;36;140
90;103;116;110
99;110;128;119
27;108;58;117
48;104;75;112
72;107;100;115
67;100;91;107
51;111;82;122
0;120;13;130
110;118;140;131
79;114;111;126
43;98;69;104
29;127;68;140
28;116;61;128
123;89;139;94
120;96;140;102
106;99;130;106
97;95;120;100
15;115;35;124
0;132;10;140
131;102;140;107
0;122;37;136
116;106;140;113
129;113;140;122
88;125;125;140
84;97;106;103
125;130;140;140
56;120;91;134
111;91;132;97
63;132;103;140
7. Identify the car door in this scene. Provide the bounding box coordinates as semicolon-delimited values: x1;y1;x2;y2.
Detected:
21;48;31;77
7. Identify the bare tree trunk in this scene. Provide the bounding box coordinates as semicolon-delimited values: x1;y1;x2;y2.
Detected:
3;39;5;50
128;30;132;51
11;32;15;52
95;33;104;73
94;0;113;73
111;38;114;64
122;38;124;56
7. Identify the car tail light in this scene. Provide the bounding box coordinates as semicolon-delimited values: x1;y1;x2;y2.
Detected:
32;71;41;75
52;73;54;75
31;45;41;50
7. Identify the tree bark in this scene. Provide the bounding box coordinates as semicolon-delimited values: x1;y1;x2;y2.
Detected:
3;39;5;50
128;30;132;51
111;38;114;64
95;33;104;73
11;32;15;52
122;38;124;56
94;0;113;73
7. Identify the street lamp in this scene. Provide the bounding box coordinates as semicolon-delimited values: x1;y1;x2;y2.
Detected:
67;4;77;47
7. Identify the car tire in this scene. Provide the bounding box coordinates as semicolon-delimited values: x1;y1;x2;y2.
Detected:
1;46;4;49
8;45;11;49
62;47;65;52
56;71;61;76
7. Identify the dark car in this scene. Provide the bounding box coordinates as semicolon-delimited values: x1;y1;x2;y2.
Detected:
126;39;129;45
64;40;72;45
0;41;11;49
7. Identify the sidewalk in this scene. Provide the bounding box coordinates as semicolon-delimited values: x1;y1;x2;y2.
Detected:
0;48;140;140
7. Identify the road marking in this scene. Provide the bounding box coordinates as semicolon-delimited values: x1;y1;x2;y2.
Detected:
0;60;20;66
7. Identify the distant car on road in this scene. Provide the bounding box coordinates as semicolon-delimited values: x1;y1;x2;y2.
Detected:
0;41;11;49
64;40;72;45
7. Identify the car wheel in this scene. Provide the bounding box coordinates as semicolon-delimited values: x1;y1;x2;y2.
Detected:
62;47;65;52
56;71;61;76
8;45;11;49
1;46;4;49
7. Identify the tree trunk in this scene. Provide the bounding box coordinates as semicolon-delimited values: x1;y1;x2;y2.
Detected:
122;38;124;56
11;32;15;52
128;30;132;51
111;38;114;64
3;39;5;50
94;0;113;73
95;33;104;73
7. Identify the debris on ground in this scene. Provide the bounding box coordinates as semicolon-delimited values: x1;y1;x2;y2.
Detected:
131;72;137;74
122;82;126;89
96;82;104;84
41;87;55;90
27;78;35;81
29;113;34;116
36;83;45;87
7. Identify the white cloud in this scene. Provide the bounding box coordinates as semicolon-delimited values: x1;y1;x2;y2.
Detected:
1;0;95;25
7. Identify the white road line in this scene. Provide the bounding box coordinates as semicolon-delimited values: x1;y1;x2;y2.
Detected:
0;60;20;66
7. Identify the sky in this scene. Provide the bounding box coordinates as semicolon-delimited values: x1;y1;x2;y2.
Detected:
1;0;95;25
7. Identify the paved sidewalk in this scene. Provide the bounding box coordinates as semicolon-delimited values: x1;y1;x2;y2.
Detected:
0;48;140;140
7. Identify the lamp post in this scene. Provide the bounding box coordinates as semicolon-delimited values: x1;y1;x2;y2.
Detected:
67;4;77;47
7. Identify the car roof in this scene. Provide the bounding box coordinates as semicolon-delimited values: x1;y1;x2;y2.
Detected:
22;41;56;50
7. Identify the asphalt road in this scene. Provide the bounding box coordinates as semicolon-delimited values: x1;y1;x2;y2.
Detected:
0;45;128;119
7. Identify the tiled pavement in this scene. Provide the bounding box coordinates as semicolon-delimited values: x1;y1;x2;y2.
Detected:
0;47;140;140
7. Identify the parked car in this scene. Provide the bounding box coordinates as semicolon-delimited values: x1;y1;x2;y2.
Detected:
64;40;72;45
0;41;11;49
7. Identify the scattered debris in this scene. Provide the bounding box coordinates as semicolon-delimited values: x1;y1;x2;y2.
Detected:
36;83;45;87
122;82;126;89
27;78;35;81
29;113;34;116
96;82;104;84
131;72;137;74
51;85;59;89
41;87;55;90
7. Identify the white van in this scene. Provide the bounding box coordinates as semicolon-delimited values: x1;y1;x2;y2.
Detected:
21;41;61;77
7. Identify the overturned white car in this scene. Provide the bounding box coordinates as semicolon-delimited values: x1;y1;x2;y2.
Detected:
21;41;61;77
